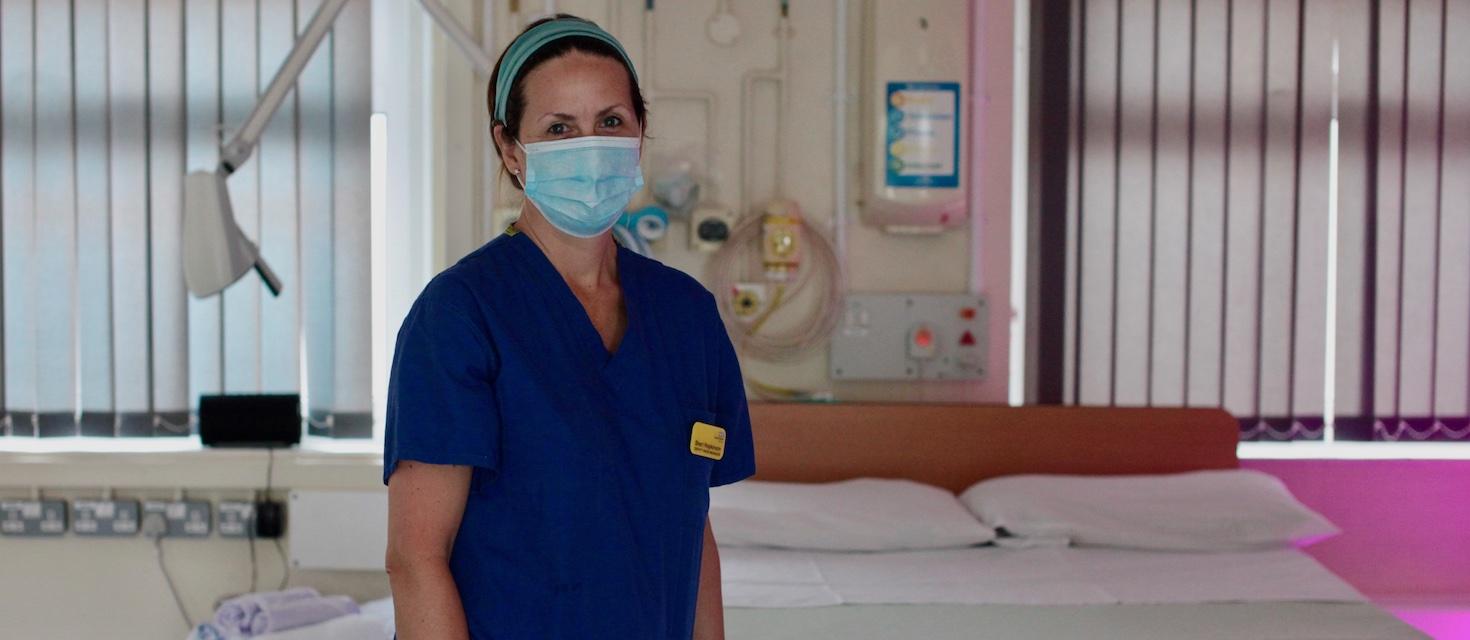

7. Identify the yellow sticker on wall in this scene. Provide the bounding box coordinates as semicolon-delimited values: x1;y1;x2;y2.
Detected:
689;421;727;461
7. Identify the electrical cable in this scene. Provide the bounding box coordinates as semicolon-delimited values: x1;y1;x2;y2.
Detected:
150;520;193;631
250;446;278;593
267;446;290;590
267;447;289;591
249;534;259;593
274;538;291;590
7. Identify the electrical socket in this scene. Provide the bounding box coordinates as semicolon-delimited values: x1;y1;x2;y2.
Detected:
71;499;141;537
217;501;256;538
0;499;67;536
142;500;212;538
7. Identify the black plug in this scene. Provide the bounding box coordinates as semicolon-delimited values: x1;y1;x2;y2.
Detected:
254;500;284;539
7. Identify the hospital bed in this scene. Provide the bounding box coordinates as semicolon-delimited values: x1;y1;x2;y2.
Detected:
718;402;1426;640
255;403;1424;640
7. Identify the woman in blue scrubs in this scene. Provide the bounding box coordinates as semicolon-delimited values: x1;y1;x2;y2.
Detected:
383;15;755;640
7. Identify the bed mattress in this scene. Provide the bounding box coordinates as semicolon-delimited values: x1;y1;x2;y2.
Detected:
725;601;1426;639
720;546;1427;639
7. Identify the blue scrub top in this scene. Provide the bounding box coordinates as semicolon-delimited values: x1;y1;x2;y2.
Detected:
383;229;756;640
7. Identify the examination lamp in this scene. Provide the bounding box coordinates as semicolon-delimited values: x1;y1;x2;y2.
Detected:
183;0;494;299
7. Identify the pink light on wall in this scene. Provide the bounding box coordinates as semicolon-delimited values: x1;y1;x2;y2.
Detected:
1242;459;1470;599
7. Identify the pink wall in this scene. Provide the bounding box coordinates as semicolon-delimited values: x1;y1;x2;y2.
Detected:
1242;459;1470;599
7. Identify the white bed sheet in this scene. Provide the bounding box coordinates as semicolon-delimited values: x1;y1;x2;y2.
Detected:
720;546;1366;609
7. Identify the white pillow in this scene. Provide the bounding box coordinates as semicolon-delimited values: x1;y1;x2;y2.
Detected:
958;469;1338;552
709;478;996;551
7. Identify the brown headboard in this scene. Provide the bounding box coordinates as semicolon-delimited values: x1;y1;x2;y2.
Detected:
747;403;1239;493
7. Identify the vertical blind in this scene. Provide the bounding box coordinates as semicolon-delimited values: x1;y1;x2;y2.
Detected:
0;0;373;438
1052;0;1470;441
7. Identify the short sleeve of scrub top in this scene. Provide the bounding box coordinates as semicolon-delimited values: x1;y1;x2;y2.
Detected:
382;231;755;640
382;274;500;479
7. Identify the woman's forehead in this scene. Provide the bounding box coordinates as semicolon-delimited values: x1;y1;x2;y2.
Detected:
520;51;633;117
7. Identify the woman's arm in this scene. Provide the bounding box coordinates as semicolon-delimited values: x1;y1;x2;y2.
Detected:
692;516;726;640
386;460;474;640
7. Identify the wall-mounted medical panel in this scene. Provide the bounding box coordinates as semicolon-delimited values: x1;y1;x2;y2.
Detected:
831;293;986;381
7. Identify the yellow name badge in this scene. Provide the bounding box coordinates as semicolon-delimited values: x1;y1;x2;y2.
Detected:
689;421;727;461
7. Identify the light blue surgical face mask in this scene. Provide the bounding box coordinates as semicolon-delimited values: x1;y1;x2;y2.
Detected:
517;135;645;238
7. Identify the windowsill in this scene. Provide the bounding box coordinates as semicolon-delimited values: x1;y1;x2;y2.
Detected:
0;438;384;491
1237;441;1470;460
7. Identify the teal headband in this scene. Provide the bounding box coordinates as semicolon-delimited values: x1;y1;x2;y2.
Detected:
493;18;638;124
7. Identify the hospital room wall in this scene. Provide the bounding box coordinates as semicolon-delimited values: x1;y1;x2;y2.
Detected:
428;0;1017;403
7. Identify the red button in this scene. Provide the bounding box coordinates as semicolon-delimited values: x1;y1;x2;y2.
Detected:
960;307;976;320
914;328;933;348
959;330;976;346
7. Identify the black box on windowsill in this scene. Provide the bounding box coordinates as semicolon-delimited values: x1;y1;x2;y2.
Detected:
199;394;302;448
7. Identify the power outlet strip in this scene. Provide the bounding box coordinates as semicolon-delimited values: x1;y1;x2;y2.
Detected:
217;501;256;538
142;500;212;538
0;499;67;536
72;500;141;537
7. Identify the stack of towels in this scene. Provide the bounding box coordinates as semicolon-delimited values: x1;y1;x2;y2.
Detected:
192;587;360;639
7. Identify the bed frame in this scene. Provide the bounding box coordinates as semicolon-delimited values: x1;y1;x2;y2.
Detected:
746;403;1239;493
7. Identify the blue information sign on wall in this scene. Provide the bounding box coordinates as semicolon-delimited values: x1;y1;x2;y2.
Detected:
884;81;961;188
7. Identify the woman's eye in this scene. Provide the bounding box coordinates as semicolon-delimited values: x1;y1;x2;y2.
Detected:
600;115;623;129
547;123;568;135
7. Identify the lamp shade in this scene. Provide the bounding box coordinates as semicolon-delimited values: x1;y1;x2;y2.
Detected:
183;169;282;298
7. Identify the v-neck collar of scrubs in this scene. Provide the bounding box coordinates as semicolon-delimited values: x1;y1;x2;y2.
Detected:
507;228;639;370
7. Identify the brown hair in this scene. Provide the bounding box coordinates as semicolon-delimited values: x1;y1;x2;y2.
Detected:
486;15;648;190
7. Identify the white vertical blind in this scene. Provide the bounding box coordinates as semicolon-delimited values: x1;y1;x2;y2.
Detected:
1112;0;1153;407
1061;0;1470;441
75;0;115;436
108;0;153;436
186;0;224;414
149;0;190;433
259;0;302;396
1220;0;1266;427
1;0;374;438
1437;1;1470;423
1185;0;1229;408
1150;0;1191;408
298;0;338;435
1073;0;1119;406
326;0;374;437
1332;0;1371;434
1;0;37;436
1369;0;1470;440
222;0;262;395
35;0;79;436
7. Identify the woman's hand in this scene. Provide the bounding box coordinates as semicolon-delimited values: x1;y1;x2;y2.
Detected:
386;460;474;640
693;516;726;640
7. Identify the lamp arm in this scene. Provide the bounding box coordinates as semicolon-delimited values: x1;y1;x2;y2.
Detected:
220;0;353;173
417;0;496;78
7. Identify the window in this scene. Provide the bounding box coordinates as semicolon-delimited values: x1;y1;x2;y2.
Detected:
1033;0;1470;443
0;0;375;439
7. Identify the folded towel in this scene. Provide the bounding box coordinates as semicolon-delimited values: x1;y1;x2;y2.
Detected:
247;595;360;636
214;587;321;636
